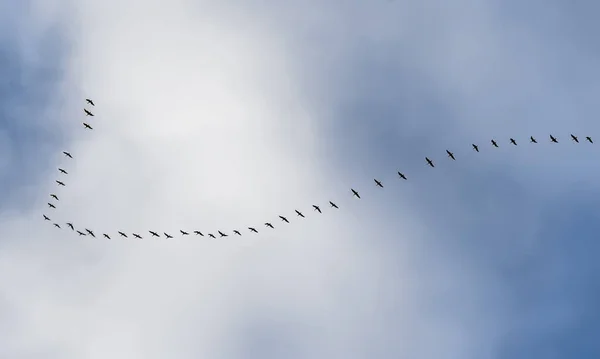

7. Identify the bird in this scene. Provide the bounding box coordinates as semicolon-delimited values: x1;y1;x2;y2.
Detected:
530;136;537;143
77;230;86;236
103;234;111;239
193;231;204;236
208;234;216;238
425;157;435;167
233;230;242;236
83;122;93;130
351;188;361;198
491;139;499;147
218;231;228;237
50;194;59;201
398;171;407;180
550;135;558;143
472;144;479;152
43;215;50;221
164;233;173;239
84;109;94;116
279;216;289;223
63;151;73;158
53;223;60;229
446;150;455;160
56;180;65;186
510;138;517;146
265;222;274;229
67;222;74;230
86;98;95;106
295;210;305;218
248;227;258;233
313;205;322;213
47;203;56;209
374;179;384;188
85;229;95;237
58;168;68;174
149;231;160;237
180;230;189;236
586;136;593;143
571;134;579;143
118;231;128;238
329;201;339;209
132;233;142;239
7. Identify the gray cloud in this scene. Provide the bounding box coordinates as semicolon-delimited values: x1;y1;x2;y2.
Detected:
2;0;600;358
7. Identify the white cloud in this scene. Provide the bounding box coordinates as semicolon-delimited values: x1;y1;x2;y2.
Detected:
6;0;589;358
0;1;438;358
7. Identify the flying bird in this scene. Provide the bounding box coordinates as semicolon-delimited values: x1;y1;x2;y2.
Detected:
425;157;435;167
550;135;558;143
530;136;537;143
472;144;479;152
279;216;289;223
77;230;86;236
53;223;61;229
295;210;305;218
58;168;68;174
374;179;384;188
47;203;56;209
50;194;59;201
586;136;593;143
313;205;322;213
85;229;95;237
84;109;94;116
208;234;216;238
510;138;517;146
329;201;339;209
43;215;50;221
86;98;95;106
491;139;499;147
218;231;228;237
193;231;204;236
67;222;74;230
63;151;72;158
118;231;128;238
164;233;173;239
351;188;361;198
398;171;407;180
233;230;241;236
248;227;258;233
446;150;455;160
180;230;189;235
56;180;65;186
133;233;142;239
103;234;111;239
149;231;160;237
83;122;93;130
571;134;579;143
265;222;274;229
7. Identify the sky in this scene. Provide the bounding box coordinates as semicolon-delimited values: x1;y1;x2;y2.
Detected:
1;0;600;358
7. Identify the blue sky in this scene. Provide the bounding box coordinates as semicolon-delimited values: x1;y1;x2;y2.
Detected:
1;0;600;358
0;0;66;213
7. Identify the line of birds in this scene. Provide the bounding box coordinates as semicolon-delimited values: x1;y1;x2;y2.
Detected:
45;98;96;229
42;99;595;239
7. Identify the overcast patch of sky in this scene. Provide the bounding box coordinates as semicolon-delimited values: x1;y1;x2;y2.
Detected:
2;0;600;358
0;0;66;214
308;0;600;357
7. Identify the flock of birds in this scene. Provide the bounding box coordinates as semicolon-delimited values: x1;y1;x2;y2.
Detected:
42;98;595;240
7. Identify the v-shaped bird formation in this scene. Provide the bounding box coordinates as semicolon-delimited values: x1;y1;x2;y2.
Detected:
42;98;595;240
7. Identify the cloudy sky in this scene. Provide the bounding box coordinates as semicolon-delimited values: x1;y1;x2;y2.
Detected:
1;0;600;357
